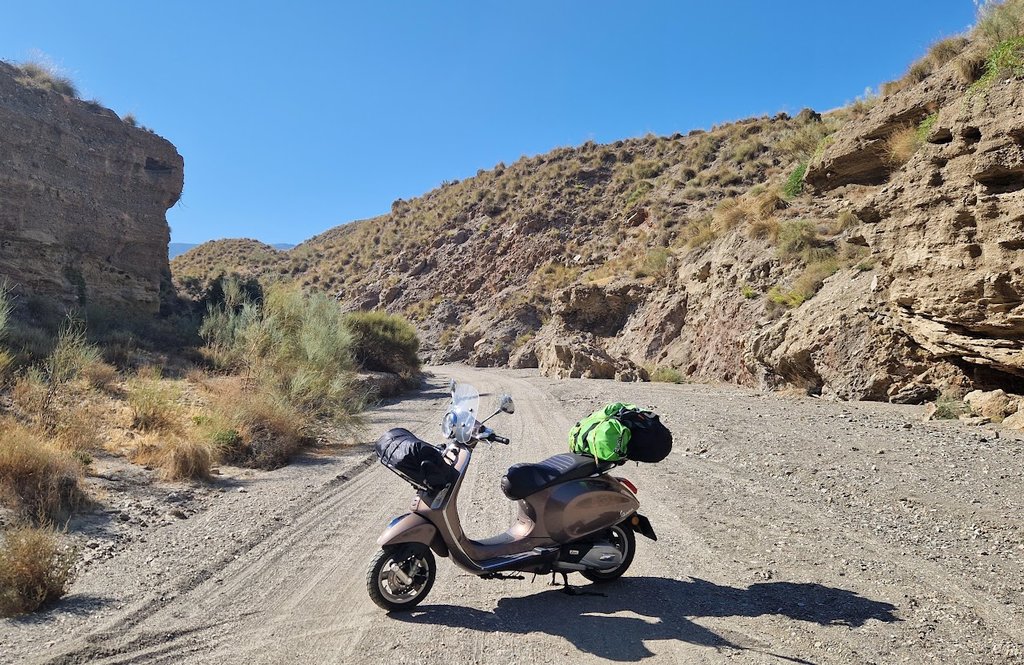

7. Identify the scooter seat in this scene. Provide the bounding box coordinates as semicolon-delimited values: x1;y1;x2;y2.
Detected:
501;453;612;500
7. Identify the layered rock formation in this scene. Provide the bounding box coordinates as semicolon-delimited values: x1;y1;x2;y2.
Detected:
803;65;1024;394
0;61;183;315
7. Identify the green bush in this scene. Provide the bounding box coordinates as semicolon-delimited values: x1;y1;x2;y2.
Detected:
651;367;685;384
776;220;818;260
344;311;421;378
767;258;839;309
200;280;369;419
971;35;1024;92
933;393;969;420
783;162;808;198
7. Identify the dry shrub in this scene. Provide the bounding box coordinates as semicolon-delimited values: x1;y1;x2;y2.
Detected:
53;402;103;452
11;368;50;424
956;48;989;83
80;360;118;392
213;385;309;470
132;434;213;481
928;36;970;67
236;390;308;469
747;217;780;241
126;369;181;433
0;526;76;616
0;422;82;522
753;190;786;220
883;124;920;166
651;367;684;384
712;199;746;232
977;0;1024;47
15;62;79;98
0;350;13;386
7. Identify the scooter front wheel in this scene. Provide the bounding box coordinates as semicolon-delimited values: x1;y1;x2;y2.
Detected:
367;544;436;611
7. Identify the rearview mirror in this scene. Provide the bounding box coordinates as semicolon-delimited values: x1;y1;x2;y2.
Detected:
448;379;457;397
498;394;515;415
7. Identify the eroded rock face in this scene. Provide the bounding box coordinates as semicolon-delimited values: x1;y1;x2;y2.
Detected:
808;70;1024;385
0;62;184;315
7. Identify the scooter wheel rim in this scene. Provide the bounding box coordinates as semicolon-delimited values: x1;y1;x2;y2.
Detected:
378;552;430;604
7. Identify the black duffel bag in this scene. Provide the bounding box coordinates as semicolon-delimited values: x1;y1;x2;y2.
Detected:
374;428;457;492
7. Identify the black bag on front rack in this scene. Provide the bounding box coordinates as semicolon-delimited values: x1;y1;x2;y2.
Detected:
374;428;457;491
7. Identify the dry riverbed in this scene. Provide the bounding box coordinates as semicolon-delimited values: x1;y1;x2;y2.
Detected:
1;366;1022;664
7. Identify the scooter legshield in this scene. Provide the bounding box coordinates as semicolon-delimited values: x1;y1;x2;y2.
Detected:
378;513;449;557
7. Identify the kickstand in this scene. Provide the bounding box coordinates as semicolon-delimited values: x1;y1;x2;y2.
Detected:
553;572;606;597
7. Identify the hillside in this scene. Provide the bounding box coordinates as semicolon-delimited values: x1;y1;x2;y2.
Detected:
169;242;294;260
172;3;1024;402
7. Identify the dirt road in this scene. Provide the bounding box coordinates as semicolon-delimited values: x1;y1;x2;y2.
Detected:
2;366;1023;664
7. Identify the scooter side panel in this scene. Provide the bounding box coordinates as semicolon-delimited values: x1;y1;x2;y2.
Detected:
530;477;639;543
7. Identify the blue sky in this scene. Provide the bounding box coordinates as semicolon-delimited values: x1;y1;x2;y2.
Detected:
1;1;978;244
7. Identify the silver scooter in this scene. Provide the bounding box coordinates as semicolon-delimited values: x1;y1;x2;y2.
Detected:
367;381;657;611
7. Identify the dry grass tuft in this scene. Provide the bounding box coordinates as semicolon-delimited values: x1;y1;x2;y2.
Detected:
0;526;76;617
767;259;840;309
712;199;746;232
132;434;213;481
883;124;921;166
11;369;49;423
928;36;970;67
126;369;182;433
956;48;989;83
81;360;118;392
16;62;79;98
0;421;83;522
747;217;780;241
53;402;103;453
229;388;309;470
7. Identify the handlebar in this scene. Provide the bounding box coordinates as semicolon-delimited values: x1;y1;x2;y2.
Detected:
474;426;510;445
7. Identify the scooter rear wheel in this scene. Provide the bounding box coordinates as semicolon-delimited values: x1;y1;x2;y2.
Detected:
367;544;436;611
581;522;635;583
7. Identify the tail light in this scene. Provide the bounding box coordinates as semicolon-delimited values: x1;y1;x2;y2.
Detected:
615;477;638;495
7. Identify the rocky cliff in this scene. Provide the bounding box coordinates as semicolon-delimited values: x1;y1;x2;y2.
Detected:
172;6;1024;403
0;61;183;316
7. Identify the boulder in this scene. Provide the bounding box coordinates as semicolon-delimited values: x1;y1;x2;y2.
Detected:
1001;410;1024;432
963;389;1018;421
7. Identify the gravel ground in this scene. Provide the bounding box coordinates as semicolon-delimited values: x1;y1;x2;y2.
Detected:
1;366;1022;664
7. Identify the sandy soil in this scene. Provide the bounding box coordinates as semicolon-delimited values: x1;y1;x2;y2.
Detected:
2;366;1022;664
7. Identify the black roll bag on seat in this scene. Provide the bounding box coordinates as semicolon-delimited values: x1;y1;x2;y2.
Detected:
375;428;457;492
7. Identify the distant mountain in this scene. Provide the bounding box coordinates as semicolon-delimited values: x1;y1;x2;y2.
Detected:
169;242;293;259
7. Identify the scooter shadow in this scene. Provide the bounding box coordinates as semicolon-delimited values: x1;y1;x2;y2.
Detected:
393;576;898;663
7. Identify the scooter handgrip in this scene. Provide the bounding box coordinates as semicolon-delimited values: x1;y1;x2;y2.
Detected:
492;435;510;445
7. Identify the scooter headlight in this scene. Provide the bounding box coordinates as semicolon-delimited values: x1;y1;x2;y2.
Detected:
452;408;476;444
441;411;456;439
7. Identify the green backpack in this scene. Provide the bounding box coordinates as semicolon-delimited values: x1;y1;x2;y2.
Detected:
568;402;643;462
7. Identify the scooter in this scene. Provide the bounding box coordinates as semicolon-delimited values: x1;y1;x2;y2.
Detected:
367;381;657;611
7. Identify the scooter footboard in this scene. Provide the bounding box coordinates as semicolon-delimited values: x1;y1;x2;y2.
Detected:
378;513;449;558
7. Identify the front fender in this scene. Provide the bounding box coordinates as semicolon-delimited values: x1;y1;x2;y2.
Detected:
378;513;448;557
